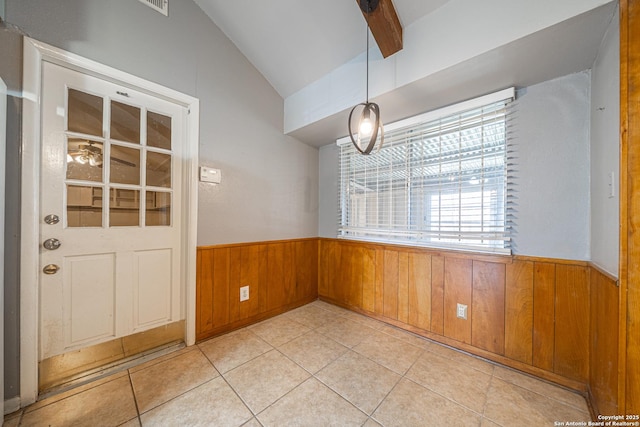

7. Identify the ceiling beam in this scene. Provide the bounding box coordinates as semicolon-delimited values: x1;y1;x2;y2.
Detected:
357;0;403;58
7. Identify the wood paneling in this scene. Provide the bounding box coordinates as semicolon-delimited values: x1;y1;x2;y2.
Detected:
295;240;319;302
471;261;505;355
383;250;399;319
444;257;473;344
348;245;364;308
505;260;534;364
228;247;242;322
211;248;230;327
196;249;213;333
318;239;339;299
196;239;318;341
431;255;445;335
554;265;589;383
316;238;600;393
266;243;287;311
589;266;619;415
621;0;640;414
361;247;376;312
397;252;410;323
337;244;353;305
239;244;267;320
374;248;385;315
408;252;431;331
533;262;556;371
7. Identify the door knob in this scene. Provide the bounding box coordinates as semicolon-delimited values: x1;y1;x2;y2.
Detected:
43;238;62;250
44;214;60;225
43;264;60;275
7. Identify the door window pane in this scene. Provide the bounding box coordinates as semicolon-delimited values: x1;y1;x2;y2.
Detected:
110;188;140;227
110;101;141;144
147;111;171;150
66;138;104;182
68;89;103;137
110;145;140;185
67;185;102;227
146;191;171;226
146;151;171;188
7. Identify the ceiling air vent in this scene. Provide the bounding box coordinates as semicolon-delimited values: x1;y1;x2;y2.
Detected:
138;0;168;16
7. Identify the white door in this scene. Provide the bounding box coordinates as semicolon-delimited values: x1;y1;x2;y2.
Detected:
39;62;184;360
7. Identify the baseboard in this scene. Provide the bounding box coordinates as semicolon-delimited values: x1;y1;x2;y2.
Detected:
4;395;21;415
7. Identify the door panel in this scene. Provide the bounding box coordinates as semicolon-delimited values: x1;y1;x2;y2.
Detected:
64;254;116;347
133;249;172;330
40;61;184;362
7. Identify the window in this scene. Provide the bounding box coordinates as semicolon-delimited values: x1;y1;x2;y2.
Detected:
337;89;514;254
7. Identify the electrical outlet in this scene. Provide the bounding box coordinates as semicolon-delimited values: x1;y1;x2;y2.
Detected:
240;286;249;302
456;303;468;320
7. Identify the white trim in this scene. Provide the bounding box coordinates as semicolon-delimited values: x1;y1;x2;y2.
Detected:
20;39;41;407
1;77;6;422
3;396;20;416
337;87;515;146
20;37;199;405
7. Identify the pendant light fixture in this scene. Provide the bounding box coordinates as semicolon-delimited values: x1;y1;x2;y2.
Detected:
348;0;384;155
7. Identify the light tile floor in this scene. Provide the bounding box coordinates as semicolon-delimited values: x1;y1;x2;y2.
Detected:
4;300;592;427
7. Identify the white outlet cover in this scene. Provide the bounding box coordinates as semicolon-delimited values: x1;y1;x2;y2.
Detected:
456;303;468;320
240;286;249;302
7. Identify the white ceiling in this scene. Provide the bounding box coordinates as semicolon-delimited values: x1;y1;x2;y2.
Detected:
192;0;616;147
193;0;452;99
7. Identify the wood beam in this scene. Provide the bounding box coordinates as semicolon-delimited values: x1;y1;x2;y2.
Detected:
357;0;403;58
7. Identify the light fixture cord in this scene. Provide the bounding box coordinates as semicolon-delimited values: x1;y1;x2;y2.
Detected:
365;2;370;103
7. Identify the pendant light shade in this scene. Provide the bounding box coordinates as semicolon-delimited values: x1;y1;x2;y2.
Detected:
347;0;384;155
348;101;383;155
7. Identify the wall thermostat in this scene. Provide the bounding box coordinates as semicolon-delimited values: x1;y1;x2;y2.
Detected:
200;166;221;184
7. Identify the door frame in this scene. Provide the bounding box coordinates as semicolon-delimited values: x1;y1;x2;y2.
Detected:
20;37;200;406
1;77;7;422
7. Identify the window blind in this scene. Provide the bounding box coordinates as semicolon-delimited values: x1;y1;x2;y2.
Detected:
337;89;515;254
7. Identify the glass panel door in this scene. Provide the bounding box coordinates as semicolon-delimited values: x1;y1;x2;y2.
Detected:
64;90;173;229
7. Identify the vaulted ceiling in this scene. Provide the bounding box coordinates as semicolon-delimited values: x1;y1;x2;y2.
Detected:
193;0;617;147
193;0;450;99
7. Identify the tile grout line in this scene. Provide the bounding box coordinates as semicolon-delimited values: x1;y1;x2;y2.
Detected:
195;342;258;422
216;366;261;426
126;369;143;426
480;365;496;418
481;375;505;427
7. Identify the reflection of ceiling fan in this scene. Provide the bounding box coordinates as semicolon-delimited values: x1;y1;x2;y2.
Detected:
67;141;135;167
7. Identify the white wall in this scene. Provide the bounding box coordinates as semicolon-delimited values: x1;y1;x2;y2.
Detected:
319;72;592;260
318;144;339;237
590;9;620;276
511;72;591;260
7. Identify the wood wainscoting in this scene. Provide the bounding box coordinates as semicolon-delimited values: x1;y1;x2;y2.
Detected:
318;238;620;402
196;238;318;341
589;265;620;416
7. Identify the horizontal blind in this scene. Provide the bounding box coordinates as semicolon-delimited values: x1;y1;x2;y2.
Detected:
337;90;514;254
